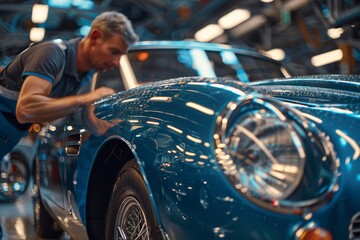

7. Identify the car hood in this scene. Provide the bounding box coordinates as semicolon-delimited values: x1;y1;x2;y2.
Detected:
89;76;359;240
249;74;360;111
94;75;360;121
249;75;360;163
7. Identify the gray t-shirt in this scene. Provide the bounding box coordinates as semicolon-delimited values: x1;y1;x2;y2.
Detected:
0;38;94;113
2;41;65;91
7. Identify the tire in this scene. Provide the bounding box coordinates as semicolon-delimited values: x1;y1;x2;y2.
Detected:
0;151;29;202
105;159;162;240
32;160;63;238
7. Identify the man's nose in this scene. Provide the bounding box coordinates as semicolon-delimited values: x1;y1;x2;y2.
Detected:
112;57;120;68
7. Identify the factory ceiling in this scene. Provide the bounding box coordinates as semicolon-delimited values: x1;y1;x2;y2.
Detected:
1;0;360;75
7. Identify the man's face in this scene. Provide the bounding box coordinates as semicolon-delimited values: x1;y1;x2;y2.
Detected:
91;33;128;72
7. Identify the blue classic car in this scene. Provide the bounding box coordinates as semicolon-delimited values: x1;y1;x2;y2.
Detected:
32;42;359;240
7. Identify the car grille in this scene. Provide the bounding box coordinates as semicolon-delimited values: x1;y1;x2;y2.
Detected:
350;212;360;240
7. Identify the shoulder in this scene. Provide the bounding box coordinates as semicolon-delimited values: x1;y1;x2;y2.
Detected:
28;41;66;58
23;41;65;60
21;40;67;70
20;40;69;80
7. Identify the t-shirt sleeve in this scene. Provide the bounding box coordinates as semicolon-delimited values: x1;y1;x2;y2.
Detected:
21;42;66;84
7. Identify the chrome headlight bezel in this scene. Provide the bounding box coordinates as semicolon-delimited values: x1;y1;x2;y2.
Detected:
214;95;338;214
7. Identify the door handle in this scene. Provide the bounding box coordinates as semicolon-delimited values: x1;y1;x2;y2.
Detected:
65;133;82;157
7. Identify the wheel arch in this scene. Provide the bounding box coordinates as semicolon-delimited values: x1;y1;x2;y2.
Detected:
85;136;164;240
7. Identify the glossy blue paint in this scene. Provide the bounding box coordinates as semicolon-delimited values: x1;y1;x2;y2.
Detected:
90;77;358;239
91;78;306;239
34;42;360;240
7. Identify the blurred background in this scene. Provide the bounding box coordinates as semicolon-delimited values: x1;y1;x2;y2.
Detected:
0;0;360;76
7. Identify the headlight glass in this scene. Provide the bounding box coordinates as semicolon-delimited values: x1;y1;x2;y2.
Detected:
227;110;305;200
215;96;337;213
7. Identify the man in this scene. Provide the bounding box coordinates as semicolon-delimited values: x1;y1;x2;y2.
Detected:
0;11;138;161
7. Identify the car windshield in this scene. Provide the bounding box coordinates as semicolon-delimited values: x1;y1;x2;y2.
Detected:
128;49;289;84
95;47;290;92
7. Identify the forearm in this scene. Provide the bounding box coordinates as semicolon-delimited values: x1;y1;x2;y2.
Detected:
16;75;115;124
16;93;89;123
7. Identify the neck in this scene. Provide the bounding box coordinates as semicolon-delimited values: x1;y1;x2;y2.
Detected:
77;39;93;74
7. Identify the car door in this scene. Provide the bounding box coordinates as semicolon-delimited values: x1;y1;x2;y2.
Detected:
62;69;126;225
38;113;89;237
62;121;85;222
37;117;69;215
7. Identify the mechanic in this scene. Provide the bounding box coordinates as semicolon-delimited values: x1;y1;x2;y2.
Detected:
0;11;138;162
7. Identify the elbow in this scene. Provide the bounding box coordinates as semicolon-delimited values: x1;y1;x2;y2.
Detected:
15;105;32;124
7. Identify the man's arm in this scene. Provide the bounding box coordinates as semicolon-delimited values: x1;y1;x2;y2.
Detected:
16;75;115;124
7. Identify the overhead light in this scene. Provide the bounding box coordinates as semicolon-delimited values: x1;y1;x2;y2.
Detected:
72;0;94;9
31;4;49;24
264;48;286;61
194;24;224;42
30;27;45;42
311;49;343;67
48;0;71;8
260;0;274;2
218;9;251;29
230;15;267;37
327;27;344;39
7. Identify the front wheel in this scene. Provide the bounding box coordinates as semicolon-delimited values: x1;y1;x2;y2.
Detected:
105;159;162;240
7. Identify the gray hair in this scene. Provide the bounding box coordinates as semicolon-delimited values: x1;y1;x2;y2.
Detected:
90;11;139;45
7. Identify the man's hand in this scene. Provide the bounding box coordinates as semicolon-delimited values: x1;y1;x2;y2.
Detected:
85;87;115;106
83;105;115;136
83;87;117;136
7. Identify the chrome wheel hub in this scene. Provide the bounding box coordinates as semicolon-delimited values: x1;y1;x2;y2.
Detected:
115;196;149;240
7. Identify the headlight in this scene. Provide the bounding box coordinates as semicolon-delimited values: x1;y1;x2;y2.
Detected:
214;95;337;214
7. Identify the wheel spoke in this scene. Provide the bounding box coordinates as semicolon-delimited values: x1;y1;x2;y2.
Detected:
133;222;148;240
117;226;127;240
116;196;149;240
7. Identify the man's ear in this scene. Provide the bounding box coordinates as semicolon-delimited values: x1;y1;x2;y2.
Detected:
90;30;101;44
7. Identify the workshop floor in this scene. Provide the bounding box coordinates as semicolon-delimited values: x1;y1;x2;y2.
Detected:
0;178;70;240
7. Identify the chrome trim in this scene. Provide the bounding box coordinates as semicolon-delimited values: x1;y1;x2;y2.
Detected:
213;95;338;214
64;133;82;157
120;55;138;90
128;40;279;63
349;211;360;240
